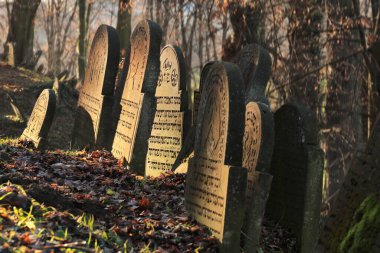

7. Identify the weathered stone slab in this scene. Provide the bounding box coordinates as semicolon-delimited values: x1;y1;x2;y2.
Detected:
233;43;272;104
21;89;56;149
267;103;323;253
112;45;131;134
192;61;215;124
6;43;15;67
145;45;188;177
112;20;162;174
172;61;215;172
242;101;274;198
243;171;273;252
185;62;246;252
72;25;120;149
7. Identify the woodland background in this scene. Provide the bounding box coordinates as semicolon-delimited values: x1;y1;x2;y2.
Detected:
1;0;380;212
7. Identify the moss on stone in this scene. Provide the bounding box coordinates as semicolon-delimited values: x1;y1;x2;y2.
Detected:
339;194;380;253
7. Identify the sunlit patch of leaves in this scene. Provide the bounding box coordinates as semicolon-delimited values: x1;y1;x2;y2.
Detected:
0;183;133;252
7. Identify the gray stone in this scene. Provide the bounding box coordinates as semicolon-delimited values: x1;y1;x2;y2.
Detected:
266;103;323;253
243;101;274;198
172;61;215;172
21;89;56;149
112;20;162;175
71;25;120;149
145;45;189;177
243;171;273;252
185;62;246;252
233;43;272;104
6;43;15;67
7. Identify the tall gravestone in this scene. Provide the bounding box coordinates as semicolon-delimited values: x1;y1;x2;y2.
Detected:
192;61;215;123
233;43;272;104
173;61;215;171
21;89;56;149
112;20;162;174
238;44;275;250
266;103;323;253
145;45;188;177
185;62;246;252
71;25;120;149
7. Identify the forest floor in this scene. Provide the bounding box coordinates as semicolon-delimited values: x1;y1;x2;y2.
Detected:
0;64;297;252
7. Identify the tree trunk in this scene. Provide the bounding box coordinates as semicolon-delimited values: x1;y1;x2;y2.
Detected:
116;0;131;50
78;0;91;81
5;0;41;66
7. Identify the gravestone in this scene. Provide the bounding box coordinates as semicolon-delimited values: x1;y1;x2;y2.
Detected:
233;43;272;104
242;101;274;198
173;61;215;171
6;43;15;67
112;45;131;137
145;45;188;177
112;20;162;174
21;89;56;149
185;62;246;252
266;103;323;253
71;25;120;149
192;61;215;124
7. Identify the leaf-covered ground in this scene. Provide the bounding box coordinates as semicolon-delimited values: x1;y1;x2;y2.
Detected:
0;140;297;252
0;62;77;149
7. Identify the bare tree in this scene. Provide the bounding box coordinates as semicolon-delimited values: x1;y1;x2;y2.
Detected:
117;0;131;50
78;0;93;80
5;0;41;66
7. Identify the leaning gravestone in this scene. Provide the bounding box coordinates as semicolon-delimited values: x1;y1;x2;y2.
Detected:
145;45;188;177
21;89;56;149
185;62;246;252
233;43;272;104
112;20;162;174
266;103;323;253
172;61;215;172
71;25;120;149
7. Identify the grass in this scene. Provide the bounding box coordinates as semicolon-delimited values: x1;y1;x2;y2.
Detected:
0;137;19;146
0;183;144;252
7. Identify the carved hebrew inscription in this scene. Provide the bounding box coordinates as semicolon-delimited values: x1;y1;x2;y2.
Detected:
242;102;261;198
146;46;186;176
185;63;246;249
111;19;164;175
72;25;119;148
112;24;149;160
186;65;228;239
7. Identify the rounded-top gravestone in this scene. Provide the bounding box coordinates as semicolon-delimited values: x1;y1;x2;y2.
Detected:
72;24;120;149
233;43;272;104
145;45;188;177
112;20;162;174
21;89;56;149
185;61;247;252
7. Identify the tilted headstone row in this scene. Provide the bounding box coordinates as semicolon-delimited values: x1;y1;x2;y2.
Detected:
20;21;326;253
